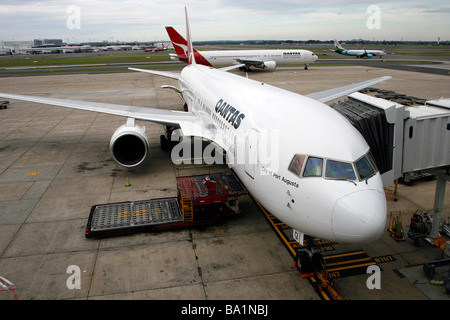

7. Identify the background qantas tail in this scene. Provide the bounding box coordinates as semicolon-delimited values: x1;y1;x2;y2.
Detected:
165;25;212;66
165;26;189;59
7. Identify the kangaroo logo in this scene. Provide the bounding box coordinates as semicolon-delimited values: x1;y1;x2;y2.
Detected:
172;41;189;57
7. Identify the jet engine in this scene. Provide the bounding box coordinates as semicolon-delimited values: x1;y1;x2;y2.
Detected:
110;118;149;167
263;61;277;71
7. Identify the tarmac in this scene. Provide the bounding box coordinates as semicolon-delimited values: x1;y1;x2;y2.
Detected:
0;63;449;302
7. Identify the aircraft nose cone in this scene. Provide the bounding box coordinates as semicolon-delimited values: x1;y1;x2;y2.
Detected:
332;190;386;243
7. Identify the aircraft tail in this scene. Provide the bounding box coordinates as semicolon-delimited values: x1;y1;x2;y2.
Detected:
334;39;344;49
334;39;344;53
166;25;212;66
185;7;196;65
166;26;188;59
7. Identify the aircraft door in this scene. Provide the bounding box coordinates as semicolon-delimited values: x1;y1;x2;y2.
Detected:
245;128;260;179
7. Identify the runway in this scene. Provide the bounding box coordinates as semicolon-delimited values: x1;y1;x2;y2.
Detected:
0;65;449;302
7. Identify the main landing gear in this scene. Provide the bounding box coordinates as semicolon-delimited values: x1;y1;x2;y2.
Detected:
160;126;178;151
239;66;252;72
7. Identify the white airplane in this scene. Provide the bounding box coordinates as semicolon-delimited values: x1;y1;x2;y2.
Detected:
0;45;14;55
144;43;169;52
334;39;386;58
0;8;391;245
166;26;318;71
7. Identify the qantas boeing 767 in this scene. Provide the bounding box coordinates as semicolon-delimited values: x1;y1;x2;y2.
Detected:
0;8;390;244
166;26;318;71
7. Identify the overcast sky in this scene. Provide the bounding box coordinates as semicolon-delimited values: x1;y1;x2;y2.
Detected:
1;0;449;43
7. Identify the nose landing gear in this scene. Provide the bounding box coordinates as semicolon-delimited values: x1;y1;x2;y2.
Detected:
295;236;324;278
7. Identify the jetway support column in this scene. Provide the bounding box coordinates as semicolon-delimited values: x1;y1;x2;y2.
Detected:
430;171;449;239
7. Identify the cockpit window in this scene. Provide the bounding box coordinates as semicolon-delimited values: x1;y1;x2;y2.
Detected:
303;157;323;177
325;160;356;180
355;155;376;180
288;154;306;177
288;153;378;182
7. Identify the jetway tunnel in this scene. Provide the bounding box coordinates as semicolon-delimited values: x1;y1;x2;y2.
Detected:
329;95;395;176
329;91;450;239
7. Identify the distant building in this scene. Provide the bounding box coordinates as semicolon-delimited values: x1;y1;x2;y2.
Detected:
44;39;63;46
33;39;64;47
1;40;33;54
33;39;43;47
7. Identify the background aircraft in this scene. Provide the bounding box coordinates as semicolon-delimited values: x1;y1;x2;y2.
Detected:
144;43;169;52
166;26;318;71
0;45;13;55
334;39;386;58
0;8;390;244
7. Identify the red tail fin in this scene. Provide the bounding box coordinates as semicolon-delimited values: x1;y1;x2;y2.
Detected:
165;11;212;67
165;26;187;58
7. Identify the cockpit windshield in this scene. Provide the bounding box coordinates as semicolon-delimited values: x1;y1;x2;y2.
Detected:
355;154;377;180
303;157;323;177
287;154;305;176
325;160;356;180
288;153;378;182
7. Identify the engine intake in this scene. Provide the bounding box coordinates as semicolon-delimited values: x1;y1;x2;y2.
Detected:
110;118;149;167
263;60;277;71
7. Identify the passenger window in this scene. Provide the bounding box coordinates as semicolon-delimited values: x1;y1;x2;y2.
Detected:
288;154;306;176
326;160;356;180
356;156;375;180
303;157;323;177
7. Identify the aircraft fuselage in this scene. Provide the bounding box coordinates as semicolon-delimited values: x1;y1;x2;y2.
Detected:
195;49;318;67
178;64;387;243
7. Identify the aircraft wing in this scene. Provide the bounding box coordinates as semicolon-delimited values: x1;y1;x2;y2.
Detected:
219;64;246;72
306;76;392;103
236;58;265;68
0;92;200;135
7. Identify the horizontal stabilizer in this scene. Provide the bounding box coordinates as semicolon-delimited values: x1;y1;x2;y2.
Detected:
128;67;180;80
170;54;188;59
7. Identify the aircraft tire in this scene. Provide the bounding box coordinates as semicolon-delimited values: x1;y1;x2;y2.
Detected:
160;135;168;150
297;251;313;274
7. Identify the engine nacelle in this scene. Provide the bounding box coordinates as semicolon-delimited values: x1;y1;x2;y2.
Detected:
110;118;149;167
263;60;277;71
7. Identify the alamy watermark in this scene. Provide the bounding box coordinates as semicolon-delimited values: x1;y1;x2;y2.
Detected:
65;264;381;291
66;5;81;30
168;128;280;174
366;265;381;289
66;265;81;289
366;5;381;30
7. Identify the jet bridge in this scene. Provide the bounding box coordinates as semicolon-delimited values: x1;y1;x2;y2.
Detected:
329;91;449;240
